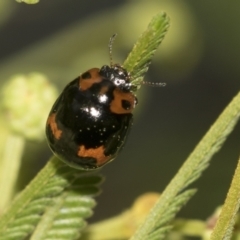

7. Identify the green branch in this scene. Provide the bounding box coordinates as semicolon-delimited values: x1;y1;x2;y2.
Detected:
210;156;240;240
130;92;240;240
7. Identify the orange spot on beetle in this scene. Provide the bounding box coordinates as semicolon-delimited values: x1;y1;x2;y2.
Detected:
79;68;103;91
47;113;62;139
110;88;136;114
78;145;112;166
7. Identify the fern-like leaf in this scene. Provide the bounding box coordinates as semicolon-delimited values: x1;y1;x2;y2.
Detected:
210;156;240;240
123;12;170;88
0;157;103;240
30;175;102;240
130;92;240;240
148;189;196;240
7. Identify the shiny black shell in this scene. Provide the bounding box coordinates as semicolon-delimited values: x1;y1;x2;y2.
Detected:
46;65;137;170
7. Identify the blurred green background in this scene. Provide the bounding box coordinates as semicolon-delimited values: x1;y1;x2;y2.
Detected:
0;0;240;223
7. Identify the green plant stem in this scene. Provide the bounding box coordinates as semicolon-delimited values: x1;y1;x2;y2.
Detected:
30;194;66;240
210;156;240;240
0;156;63;232
130;92;240;240
0;134;25;213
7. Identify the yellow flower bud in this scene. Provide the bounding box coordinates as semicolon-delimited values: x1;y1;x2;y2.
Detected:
1;73;58;141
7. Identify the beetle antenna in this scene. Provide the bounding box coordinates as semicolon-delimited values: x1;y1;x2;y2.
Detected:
142;81;167;87
109;33;117;67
